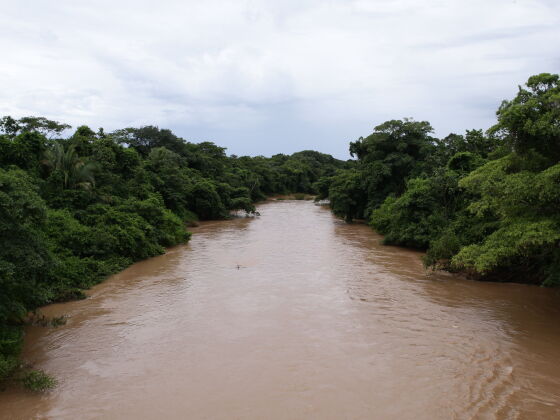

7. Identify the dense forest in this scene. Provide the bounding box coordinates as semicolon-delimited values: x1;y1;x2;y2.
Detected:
318;73;560;287
1;72;558;389
0;120;349;386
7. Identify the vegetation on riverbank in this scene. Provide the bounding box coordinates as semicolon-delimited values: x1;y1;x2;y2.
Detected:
317;73;560;287
0;120;348;385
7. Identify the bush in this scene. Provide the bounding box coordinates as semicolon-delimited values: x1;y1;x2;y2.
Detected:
0;354;18;383
0;326;22;382
423;231;461;269
20;369;57;392
370;176;456;249
187;179;226;220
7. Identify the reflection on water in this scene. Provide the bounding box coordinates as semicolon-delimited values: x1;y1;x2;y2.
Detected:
1;200;559;419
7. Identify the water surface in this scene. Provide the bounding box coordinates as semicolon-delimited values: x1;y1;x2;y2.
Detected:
1;200;560;419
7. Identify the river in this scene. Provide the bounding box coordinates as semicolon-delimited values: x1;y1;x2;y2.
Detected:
1;200;560;419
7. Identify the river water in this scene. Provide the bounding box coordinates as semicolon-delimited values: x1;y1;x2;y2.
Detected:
1;200;560;419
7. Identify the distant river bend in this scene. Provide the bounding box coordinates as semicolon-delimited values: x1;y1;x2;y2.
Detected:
1;200;560;419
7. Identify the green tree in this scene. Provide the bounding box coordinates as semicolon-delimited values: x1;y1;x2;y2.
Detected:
187;179;226;220
43;143;97;189
450;155;560;285
348;119;437;211
490;73;560;163
328;169;368;222
0;116;70;138
371;170;462;248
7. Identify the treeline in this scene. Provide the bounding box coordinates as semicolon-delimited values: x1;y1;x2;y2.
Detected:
317;73;560;287
0;120;348;383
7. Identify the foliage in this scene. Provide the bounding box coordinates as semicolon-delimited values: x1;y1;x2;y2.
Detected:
490;73;560;163
448;157;560;284
328;169;368;222
43;143;97;189
0;327;22;382
0;168;52;322
20;370;57;391
328;118;438;221
1;116;70;138
371;174;459;248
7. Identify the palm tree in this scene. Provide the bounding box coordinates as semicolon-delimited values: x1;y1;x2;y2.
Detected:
43;143;97;189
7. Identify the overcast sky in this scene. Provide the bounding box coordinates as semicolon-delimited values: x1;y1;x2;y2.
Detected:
1;0;559;158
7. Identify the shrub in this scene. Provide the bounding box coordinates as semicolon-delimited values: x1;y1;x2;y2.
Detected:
20;369;57;392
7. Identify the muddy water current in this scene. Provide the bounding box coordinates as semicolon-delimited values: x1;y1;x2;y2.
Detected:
1;200;560;419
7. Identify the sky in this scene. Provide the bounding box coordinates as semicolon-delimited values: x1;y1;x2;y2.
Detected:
1;0;559;159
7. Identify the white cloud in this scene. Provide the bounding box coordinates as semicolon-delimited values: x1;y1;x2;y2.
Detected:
0;0;558;157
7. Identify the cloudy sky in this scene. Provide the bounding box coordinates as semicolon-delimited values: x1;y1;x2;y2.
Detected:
1;0;559;158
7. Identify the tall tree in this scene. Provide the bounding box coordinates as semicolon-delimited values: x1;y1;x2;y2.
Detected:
43;143;97;189
490;73;560;163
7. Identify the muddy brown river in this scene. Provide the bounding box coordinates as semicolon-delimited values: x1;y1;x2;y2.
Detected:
1;200;560;419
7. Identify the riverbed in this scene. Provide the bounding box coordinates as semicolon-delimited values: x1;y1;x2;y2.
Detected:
1;200;560;419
